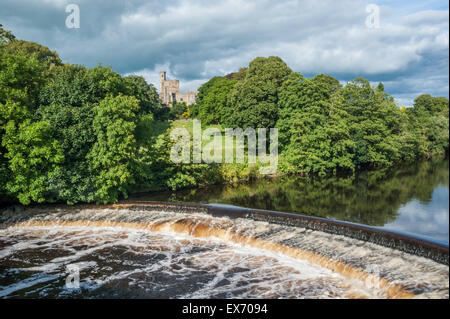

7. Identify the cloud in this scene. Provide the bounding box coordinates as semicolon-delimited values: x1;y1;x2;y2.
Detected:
1;0;448;106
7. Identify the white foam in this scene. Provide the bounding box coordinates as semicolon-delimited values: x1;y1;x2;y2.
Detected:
0;226;385;299
0;206;448;299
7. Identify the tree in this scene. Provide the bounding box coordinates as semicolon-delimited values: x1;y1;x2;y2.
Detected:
277;72;334;148
376;82;384;92
88;95;140;203
2;119;63;204
124;75;162;116
38;64;139;204
0;24;15;43
4;40;62;69
0;45;49;202
225;67;248;81
227;56;292;129
276;72;306;148
278;74;354;176
339;78;402;168
408;95;449;157
313;74;342;94
170;102;188;119
413;94;448;114
0;49;46;114
194;76;236;124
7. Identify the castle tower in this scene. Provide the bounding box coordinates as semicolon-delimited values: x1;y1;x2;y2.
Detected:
159;71;197;106
160;71;166;94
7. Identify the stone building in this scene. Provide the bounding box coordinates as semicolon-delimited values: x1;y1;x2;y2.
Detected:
159;71;197;106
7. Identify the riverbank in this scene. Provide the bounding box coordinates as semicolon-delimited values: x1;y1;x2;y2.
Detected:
126;156;449;243
0;118;448;208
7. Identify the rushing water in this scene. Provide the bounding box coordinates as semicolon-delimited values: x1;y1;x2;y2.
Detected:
129;158;449;244
0;206;448;299
0;226;384;299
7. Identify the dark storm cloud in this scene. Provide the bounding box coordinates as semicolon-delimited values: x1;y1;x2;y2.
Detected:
1;0;448;106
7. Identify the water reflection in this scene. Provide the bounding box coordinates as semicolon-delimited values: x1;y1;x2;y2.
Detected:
129;158;449;244
384;187;449;244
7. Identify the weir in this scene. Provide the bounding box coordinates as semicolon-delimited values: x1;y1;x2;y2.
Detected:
0;202;448;299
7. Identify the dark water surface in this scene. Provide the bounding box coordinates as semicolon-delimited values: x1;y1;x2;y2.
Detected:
129;158;449;244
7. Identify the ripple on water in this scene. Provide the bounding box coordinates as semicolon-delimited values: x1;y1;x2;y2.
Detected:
1;226;389;299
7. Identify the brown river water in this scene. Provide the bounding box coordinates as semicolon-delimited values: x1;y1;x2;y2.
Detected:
0;206;448;299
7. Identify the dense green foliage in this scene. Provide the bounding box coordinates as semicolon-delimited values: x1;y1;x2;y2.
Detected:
4;39;62;70
192;76;236;125
193;58;449;177
1;26;448;205
405;94;449;157
0;27;164;204
277;73;355;175
227;56;292;129
169;101;189;119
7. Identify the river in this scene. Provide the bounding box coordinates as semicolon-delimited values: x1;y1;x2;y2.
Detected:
0;158;448;298
129;158;449;245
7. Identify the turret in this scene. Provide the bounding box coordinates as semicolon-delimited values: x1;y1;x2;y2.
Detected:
160;71;166;81
160;71;166;94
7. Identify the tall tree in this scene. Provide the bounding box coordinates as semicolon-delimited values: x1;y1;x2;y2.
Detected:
408;94;449;157
38;64;138;204
4;40;62;69
124;75;162;115
88;95;140;204
0;44;59;203
313;74;342;94
194;76;237;125
278;74;354;175
227;56;292;129
339;78;402;168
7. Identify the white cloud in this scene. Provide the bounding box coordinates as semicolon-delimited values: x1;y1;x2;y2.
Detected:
0;0;448;105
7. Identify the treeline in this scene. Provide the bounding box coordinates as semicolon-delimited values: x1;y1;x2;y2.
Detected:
1;25;448;205
191;56;449;176
0;25;218;205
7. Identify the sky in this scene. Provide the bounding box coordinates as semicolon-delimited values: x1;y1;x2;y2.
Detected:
1;0;448;107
